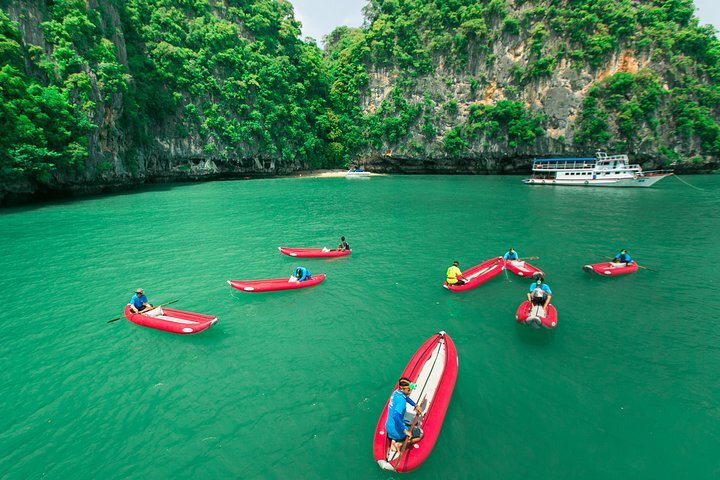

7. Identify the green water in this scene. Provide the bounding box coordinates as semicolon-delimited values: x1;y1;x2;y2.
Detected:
1;175;719;479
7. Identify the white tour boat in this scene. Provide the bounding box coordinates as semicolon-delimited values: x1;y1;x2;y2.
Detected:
523;151;673;187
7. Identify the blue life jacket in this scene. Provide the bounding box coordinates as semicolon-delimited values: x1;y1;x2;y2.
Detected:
294;267;311;281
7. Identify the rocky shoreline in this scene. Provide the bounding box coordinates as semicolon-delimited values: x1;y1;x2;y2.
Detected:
0;162;715;207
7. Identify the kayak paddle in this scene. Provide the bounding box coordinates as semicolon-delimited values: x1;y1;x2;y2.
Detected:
600;256;656;272
107;299;180;323
393;395;427;470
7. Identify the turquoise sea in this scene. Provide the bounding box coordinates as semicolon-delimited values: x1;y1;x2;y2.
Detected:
1;174;719;479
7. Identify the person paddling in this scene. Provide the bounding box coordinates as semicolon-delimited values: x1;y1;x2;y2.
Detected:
385;377;424;453
503;248;519;261
613;249;633;266
527;276;552;311
337;236;350;251
446;261;467;286
129;288;153;314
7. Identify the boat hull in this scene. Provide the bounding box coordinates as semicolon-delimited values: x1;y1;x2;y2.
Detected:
123;305;217;334
346;170;371;178
583;262;639;276
504;259;544;278
373;332;458;473
515;301;557;329
278;247;351;258
227;274;326;292
523;174;671;187
443;257;503;291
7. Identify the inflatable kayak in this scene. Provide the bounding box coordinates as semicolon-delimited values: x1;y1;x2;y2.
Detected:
515;300;558;329
583;262;638;276
227;274;326;292
504;259;544;278
443;257;504;291
123;305;217;334
373;331;458;473
278;247;351;258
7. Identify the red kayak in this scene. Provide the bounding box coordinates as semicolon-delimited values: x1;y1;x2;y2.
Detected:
504;259;544;278
278;246;350;258
583;262;638;276
443;257;504;291
123;305;217;334
515;300;558;329
373;331;458;473
227;274;326;292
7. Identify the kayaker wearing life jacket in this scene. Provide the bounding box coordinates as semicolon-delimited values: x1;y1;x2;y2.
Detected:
613;249;633;265
446;261;467;285
129;288;153;314
292;266;312;282
527;276;552;309
503;248;519;261
337;236;350;251
386;377;423;452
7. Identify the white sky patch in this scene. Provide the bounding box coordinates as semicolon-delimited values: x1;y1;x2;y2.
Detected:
695;0;720;31
292;0;365;44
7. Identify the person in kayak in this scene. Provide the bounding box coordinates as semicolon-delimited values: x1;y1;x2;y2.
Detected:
527;276;552;309
386;377;424;452
337;236;350;251
503;248;519;261
290;266;312;282
613;249;633;265
129;288;153;314
446;261;467;285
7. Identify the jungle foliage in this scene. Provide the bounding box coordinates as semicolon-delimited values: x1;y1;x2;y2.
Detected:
2;0;719;185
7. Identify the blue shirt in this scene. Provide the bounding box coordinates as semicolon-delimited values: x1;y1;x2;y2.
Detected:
130;294;148;309
614;252;633;264
295;267;311;281
385;390;417;441
529;282;552;295
503;251;519;260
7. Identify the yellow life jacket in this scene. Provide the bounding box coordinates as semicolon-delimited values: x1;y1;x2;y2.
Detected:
446;265;462;284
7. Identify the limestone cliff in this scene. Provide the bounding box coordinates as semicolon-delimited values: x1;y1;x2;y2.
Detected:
326;0;720;174
1;0;718;204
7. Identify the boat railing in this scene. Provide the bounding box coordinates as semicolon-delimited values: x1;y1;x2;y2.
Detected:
533;160;596;170
595;163;641;171
598;154;629;162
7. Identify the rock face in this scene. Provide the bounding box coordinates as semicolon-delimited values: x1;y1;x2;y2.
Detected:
1;0;718;203
326;0;720;174
1;0;330;203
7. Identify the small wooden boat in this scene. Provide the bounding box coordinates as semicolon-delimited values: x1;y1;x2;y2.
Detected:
278;246;351;258
583;262;639;276
504;259;544;278
515;300;558;329
443;257;504;291
227;274;326;292
373;331;458;472
123;305;217;334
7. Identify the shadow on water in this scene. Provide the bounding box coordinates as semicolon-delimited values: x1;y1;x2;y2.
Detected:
0;181;187;213
514;323;556;346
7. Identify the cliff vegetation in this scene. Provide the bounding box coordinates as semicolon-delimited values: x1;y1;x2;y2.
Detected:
1;0;719;201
